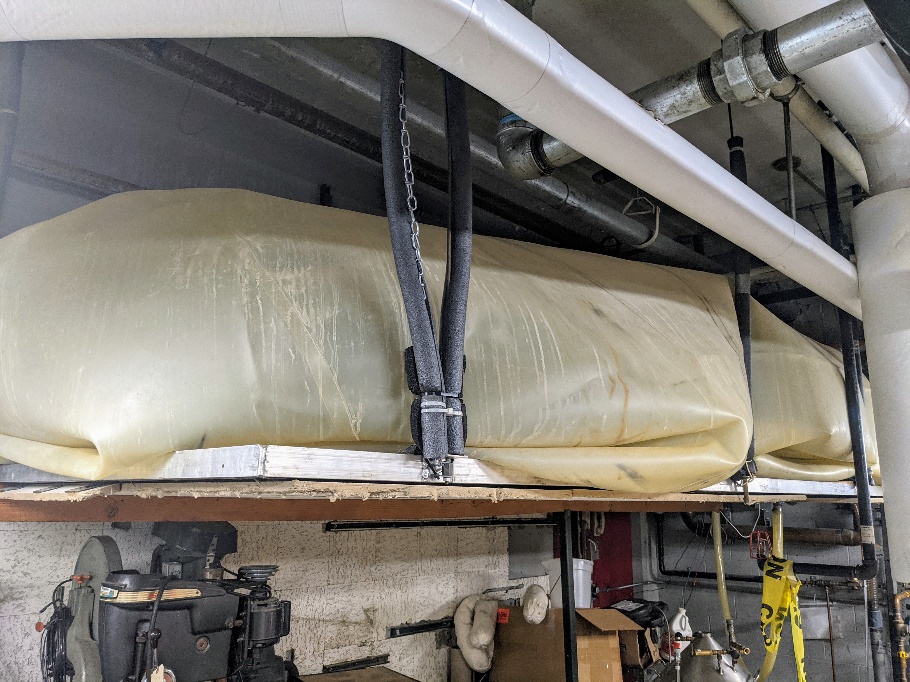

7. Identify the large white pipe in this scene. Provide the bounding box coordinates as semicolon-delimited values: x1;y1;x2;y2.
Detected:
732;0;910;580
854;190;910;579
0;0;862;317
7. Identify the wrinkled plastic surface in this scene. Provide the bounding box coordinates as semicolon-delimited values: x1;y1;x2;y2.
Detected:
751;302;879;481
0;190;871;490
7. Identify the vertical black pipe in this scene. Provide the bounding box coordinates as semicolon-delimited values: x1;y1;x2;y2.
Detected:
821;145;888;680
728;133;756;478
0;43;24;217
783;101;797;221
439;71;472;457
558;511;579;682
791;148;877;576
379;41;447;463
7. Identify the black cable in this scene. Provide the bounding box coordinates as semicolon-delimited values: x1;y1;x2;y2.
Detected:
39;579;73;682
143;575;177;679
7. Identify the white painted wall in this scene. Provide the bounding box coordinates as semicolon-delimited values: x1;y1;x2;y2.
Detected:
0;521;547;681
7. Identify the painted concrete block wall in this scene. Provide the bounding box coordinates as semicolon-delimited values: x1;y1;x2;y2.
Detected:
0;521;546;681
637;508;876;682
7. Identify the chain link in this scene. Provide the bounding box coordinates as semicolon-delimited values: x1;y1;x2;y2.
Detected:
398;75;429;294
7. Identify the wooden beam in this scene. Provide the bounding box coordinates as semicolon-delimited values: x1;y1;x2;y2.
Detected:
0;496;722;522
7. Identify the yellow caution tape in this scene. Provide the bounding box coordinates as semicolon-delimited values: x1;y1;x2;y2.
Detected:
760;554;807;682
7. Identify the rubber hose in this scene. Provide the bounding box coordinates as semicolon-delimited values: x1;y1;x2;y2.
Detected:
379;41;447;461
379;40;443;394
439;70;472;455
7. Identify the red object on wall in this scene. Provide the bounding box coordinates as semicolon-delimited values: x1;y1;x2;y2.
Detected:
593;512;634;608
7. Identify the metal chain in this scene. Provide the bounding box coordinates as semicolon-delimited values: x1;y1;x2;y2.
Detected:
398;75;429;295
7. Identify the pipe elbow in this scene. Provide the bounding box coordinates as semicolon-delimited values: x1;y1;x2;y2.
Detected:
496;117;549;180
854;560;878;582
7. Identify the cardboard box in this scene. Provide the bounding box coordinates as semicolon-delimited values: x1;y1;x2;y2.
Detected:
298;668;418;681
491;606;642;682
617;624;661;670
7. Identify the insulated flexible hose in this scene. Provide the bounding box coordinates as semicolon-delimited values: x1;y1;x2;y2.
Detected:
439;70;472;455
379;41;447;462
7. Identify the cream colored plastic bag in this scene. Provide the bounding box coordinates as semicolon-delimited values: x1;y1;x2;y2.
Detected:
0;189;870;489
751;302;878;481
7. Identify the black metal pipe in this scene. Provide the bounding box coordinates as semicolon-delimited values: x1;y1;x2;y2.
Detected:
323;517;554;532
783;101;797;221
728;132;756;480
655;514;763;584
791;143;877;584
0;43;24;215
559;510;579;682
380;41;447;464
439;71;472;457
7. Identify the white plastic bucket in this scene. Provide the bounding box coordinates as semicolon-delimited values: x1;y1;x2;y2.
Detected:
542;558;594;608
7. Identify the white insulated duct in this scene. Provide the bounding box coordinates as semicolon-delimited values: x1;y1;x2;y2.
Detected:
731;0;910;579
0;0;861;317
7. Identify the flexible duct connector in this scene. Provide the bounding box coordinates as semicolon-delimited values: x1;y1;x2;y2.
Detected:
454;595;498;673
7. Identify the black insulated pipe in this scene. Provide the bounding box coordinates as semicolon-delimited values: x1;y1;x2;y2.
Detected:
559;510;580;682
791;143;877;583
439;71;472;456
728;131;756;480
655;514;762;584
379;41;447;464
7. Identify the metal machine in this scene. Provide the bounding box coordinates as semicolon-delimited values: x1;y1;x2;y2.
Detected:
658;632;751;682
43;523;295;682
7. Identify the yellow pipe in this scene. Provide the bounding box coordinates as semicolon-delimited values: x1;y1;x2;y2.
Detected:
712;512;734;623
755;504;784;682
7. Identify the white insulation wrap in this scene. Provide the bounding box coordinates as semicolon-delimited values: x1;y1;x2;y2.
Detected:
0;190;873;490
0;0;861;317
854;188;910;580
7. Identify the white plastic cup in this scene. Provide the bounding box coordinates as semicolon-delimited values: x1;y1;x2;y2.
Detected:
542;558;594;608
